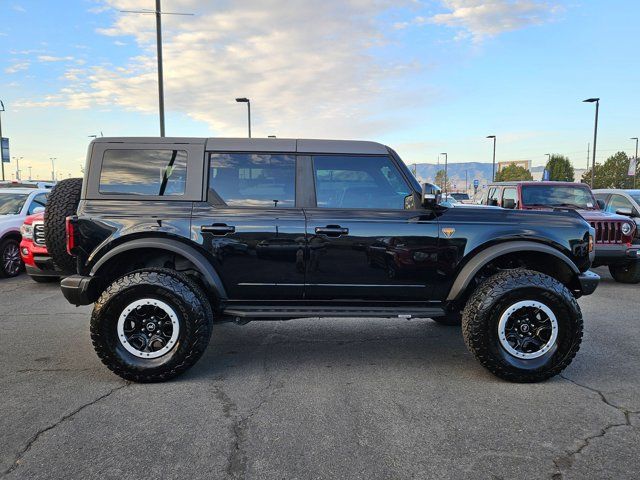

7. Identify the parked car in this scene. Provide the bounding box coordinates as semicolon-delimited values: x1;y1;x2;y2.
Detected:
448;192;471;203
20;212;60;282
0;187;50;277
593;189;640;238
46;137;598;383
482;181;639;283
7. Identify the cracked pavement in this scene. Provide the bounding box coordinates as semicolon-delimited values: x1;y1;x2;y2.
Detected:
1;267;638;479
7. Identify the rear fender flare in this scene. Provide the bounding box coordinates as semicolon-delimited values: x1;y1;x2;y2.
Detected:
90;237;227;300
446;241;579;301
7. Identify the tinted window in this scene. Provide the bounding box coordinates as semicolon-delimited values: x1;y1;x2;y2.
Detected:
209;153;295;207
0;193;27;215
502;188;518;208
99;149;187;196
28;193;48;214
521;185;596;209
313;155;411;209
606;194;633;213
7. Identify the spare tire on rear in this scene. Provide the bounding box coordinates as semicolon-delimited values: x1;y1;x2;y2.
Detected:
44;178;83;274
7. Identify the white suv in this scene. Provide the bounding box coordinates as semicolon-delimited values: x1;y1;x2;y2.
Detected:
0;187;50;277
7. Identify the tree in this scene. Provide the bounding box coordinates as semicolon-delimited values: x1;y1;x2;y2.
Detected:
495;164;533;182
581;151;638;188
434;169;450;191
546;154;574;182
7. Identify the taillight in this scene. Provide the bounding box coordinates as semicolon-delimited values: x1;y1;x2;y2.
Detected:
66;217;75;255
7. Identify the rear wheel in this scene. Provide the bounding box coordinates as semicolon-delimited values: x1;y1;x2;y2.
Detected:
462;269;582;382
0;239;23;278
43;178;83;274
609;262;640;284
90;268;213;382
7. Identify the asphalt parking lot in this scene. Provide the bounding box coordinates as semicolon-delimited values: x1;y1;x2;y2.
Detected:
1;267;638;480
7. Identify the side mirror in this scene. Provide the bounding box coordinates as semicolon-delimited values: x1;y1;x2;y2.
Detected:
32;206;45;214
596;199;605;210
502;198;516;209
422;183;442;208
616;207;633;217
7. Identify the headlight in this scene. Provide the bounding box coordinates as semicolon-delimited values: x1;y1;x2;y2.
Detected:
20;224;33;239
621;222;633;236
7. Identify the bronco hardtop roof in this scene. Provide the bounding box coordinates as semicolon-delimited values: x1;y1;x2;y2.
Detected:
91;137;389;155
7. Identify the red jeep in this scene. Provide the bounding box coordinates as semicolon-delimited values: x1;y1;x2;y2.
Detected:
19;212;60;283
483;181;640;283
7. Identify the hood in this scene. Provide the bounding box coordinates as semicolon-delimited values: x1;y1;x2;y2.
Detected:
573;209;630;222
23;212;44;225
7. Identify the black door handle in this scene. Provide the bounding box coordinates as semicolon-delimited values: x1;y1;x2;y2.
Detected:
201;223;235;235
315;225;349;237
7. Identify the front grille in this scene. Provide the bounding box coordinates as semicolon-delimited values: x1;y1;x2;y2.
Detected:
589;221;624;244
33;222;46;246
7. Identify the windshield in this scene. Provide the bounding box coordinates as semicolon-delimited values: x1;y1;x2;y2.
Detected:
450;193;469;201
521;185;597;209
0;193;28;215
630;192;640;205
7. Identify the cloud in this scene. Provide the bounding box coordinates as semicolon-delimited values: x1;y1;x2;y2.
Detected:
20;0;428;138
12;4;26;13
429;0;561;42
38;55;75;62
5;62;30;74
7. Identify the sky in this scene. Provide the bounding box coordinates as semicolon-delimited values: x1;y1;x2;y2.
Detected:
1;0;639;180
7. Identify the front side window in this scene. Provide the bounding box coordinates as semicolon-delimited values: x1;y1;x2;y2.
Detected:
28;193;48;214
99;149;188;196
606;195;633;214
313;156;411;209
209;153;295;207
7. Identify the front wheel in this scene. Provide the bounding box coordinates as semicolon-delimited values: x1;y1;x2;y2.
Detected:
0;239;23;278
91;268;213;382
609;262;640;284
462;269;583;383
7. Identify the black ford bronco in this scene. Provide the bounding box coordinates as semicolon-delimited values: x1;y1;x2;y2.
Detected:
45;137;599;383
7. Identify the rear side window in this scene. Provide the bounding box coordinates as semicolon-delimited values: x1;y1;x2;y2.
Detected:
209;153;295;207
99;149;188;196
312;155;411;209
502;188;518;208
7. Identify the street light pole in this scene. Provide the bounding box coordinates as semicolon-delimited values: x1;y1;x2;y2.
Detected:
0;100;5;181
583;98;600;188
235;98;251;138
28;166;32;181
50;157;56;182
440;152;448;195
487;135;496;182
631;137;639;189
13;156;22;181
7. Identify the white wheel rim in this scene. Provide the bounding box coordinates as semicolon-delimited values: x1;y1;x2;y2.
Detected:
497;300;558;360
117;298;180;359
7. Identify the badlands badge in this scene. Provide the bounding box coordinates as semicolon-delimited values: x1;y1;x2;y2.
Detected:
442;227;456;238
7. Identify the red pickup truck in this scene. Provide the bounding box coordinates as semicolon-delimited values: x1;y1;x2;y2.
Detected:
20;212;60;283
483;181;639;283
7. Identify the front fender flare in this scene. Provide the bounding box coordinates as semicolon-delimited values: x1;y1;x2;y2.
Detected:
445;241;579;302
90;237;227;301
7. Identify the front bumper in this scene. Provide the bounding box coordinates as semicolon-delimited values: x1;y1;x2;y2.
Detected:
593;244;640;266
60;275;101;306
577;270;600;296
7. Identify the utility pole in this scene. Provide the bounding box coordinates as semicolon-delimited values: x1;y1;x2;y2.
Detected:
121;2;193;137
583;98;600;188
632;137;639;189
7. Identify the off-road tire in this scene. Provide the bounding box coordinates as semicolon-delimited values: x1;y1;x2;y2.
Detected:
91;268;213;382
608;262;640;284
30;275;59;283
0;238;23;278
44;177;83;274
432;311;462;326
462;269;583;383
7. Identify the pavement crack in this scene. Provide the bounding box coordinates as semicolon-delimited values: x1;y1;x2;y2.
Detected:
551;374;635;479
2;382;129;477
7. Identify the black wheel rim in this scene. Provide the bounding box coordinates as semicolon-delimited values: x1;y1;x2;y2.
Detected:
3;243;21;276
